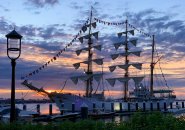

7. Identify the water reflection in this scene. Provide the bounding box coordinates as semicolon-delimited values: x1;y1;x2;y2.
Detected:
16;103;60;114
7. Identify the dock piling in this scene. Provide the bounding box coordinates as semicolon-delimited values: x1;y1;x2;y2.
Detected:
60;103;64;115
111;103;114;112
93;103;96;113
72;103;75;113
23;104;27;111
37;104;40;114
170;102;173;109
136;103;138;111
157;102;160;111
128;102;130;112
102;103;105;111
143;102;146;111
150;102;153;111
81;103;88;119
119;102;122;112
182;102;184;108
49;104;52;115
164;102;167;111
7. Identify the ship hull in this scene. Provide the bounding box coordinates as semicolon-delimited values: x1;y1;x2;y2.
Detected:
51;93;176;112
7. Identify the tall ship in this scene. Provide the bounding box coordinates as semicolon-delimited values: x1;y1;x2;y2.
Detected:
21;8;176;112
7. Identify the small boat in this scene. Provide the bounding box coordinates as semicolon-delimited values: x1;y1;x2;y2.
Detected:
0;106;39;123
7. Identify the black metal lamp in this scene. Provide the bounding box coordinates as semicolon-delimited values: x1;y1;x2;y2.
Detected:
6;29;22;122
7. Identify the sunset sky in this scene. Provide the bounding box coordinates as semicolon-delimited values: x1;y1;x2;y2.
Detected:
0;0;184;99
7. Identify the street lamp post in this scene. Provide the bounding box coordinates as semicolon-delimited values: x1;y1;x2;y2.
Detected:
6;29;22;123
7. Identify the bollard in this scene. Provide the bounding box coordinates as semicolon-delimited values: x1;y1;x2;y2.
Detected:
81;103;88;119
150;102;153;111
143;102;146;111
170;102;173;109
136;103;138;111
157;102;160;111
111;103;114;112
102;103;105;111
72;103;75;113
164;102;167;111
49;104;52;115
182;102;184;108
119;102;122;112
37;104;40;114
23;104;27;111
128;102;130;112
93;103;96;113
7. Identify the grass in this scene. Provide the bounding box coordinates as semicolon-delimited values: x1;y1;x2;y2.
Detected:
1;112;185;130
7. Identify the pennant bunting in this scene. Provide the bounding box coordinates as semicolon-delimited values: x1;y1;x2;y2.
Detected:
109;66;116;72
82;26;87;32
93;45;102;51
106;78;116;87
79;37;83;43
73;63;80;70
70;77;79;85
92;32;99;40
93;74;103;83
132;77;144;85
93;58;103;65
76;50;82;56
129;39;137;46
92;22;96;28
117;32;122;38
111;54;119;60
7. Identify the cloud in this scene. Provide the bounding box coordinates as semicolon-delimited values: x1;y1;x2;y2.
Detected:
24;0;59;8
0;4;9;12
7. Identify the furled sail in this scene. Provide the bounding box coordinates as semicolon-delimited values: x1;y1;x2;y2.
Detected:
73;58;104;70
113;42;126;50
78;31;99;43
110;51;142;60
109;63;142;72
75;45;102;56
70;73;103;85
117;30;134;38
106;76;144;87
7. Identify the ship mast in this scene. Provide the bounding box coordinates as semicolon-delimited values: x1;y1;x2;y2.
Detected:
70;7;103;98
124;20;129;101
86;7;93;97
150;35;155;97
106;19;144;101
